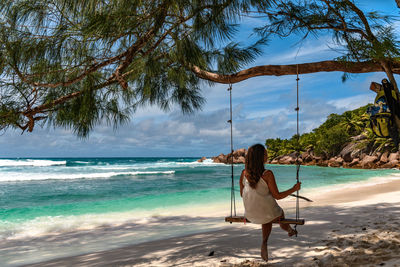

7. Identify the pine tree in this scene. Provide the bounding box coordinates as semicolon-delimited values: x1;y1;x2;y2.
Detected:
0;0;268;136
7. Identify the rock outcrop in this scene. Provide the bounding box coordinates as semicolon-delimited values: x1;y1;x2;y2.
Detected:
197;157;207;163
209;148;247;164
272;149;400;169
204;137;400;169
360;155;378;169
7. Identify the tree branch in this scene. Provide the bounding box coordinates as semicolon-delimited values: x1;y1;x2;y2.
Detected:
12;53;125;89
189;60;400;84
344;0;378;43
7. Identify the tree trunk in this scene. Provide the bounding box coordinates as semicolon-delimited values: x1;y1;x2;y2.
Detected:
381;61;399;93
190;60;400;84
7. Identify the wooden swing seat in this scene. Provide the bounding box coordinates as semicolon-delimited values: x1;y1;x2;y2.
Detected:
225;216;305;225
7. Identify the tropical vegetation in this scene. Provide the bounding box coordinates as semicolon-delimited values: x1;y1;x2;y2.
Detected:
265;105;398;159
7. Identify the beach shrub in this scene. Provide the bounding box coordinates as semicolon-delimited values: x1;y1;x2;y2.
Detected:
314;125;350;157
264;104;395;159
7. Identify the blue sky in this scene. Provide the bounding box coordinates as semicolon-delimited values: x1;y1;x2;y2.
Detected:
0;1;399;158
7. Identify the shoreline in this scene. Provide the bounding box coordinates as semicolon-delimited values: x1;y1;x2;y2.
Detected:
22;176;400;267
267;162;400;170
207;147;400;170
213;161;400;170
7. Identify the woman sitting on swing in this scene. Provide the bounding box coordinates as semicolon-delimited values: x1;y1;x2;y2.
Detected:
239;144;301;262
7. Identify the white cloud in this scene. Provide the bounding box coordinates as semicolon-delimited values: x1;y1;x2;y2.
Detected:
0;86;374;158
246;107;289;119
270;43;330;64
199;128;230;137
327;94;372;110
261;36;341;65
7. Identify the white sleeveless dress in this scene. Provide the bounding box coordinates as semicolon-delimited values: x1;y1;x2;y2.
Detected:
242;172;283;224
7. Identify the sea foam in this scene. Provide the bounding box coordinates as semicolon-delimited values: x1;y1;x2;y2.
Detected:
176;159;224;166
0;159;66;167
0;170;175;182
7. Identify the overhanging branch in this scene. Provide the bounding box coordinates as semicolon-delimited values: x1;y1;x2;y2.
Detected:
190;60;400;84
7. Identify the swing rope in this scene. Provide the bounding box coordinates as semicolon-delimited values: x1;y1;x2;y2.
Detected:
225;68;304;227
294;64;301;236
228;83;236;219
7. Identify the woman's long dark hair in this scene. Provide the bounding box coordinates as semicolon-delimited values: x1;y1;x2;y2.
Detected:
245;144;266;189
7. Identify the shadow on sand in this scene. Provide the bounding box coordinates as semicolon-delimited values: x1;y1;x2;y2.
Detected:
18;201;400;266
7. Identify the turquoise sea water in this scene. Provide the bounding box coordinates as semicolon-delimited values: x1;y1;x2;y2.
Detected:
0;157;399;266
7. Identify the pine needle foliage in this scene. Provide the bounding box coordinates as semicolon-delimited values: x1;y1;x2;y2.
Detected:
254;0;400;90
255;0;400;60
0;0;270;137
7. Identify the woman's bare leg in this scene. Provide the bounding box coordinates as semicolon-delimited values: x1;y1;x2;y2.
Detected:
279;222;296;236
273;212;296;236
261;223;272;261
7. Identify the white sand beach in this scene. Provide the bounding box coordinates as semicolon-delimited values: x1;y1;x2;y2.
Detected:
22;179;400;267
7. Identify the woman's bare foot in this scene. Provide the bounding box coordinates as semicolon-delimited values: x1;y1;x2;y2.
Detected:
288;228;297;237
261;243;268;261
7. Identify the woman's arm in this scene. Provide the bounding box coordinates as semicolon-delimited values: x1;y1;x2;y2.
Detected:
239;170;245;197
262;170;301;200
